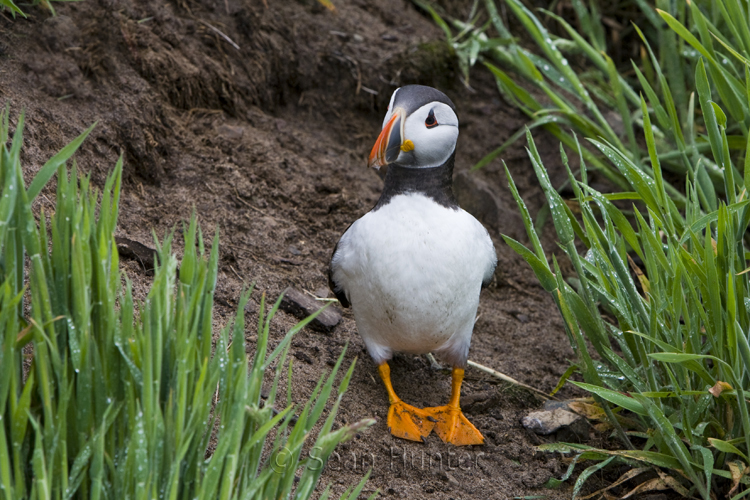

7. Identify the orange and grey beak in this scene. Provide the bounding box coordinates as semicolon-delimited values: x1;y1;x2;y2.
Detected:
368;108;406;169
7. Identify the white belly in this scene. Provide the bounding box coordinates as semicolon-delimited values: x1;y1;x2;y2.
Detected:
331;193;496;365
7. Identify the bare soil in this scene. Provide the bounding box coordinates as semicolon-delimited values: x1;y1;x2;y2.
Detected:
0;1;616;498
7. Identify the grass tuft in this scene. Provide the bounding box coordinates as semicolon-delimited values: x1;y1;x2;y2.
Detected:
508;94;750;498
0;107;375;499
417;0;750;495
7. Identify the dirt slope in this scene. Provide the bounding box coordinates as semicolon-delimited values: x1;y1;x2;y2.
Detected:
0;1;596;498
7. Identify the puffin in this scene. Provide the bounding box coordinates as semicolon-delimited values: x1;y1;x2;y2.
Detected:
328;85;497;446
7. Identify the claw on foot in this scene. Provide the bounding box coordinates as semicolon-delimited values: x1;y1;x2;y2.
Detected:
378;362;434;441
377;362;484;445
387;400;435;442
425;366;484;445
422;404;484;445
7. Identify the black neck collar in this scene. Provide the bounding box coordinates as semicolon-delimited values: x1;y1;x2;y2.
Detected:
373;152;458;211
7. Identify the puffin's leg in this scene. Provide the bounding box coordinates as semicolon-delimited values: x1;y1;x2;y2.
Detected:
378;362;435;442
423;367;484;446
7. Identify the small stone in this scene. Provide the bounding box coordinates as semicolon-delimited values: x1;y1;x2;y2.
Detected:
244;300;258;317
442;471;460;486
116;236;156;271
293;351;314;364
217;124;244;140
329;30;350;40
261;216;277;229
280;287;342;332
314;287;331;299
288;245;301;256
522;408;586;437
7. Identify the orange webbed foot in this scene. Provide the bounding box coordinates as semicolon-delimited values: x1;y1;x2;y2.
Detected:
422;404;484;446
387;401;436;442
378;362;436;442
422;366;484;446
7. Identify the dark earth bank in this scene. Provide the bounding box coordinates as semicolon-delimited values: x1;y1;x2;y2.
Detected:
0;0;631;498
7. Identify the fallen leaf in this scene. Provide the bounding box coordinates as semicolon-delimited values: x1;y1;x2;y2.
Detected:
593;422;613;433
728;461;748;497
627;254;650;300
620;477;669;499
317;0;336;11
569;401;607;420
655;469;690;497
708;380;733;397
579;467;650;499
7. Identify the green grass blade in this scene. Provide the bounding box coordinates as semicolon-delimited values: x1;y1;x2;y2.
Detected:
27;123;96;201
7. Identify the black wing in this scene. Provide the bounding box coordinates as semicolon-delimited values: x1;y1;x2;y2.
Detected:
481;231;498;289
327;231;351;308
481;258;497;289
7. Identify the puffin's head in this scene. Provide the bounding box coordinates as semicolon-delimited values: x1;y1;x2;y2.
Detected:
368;85;458;170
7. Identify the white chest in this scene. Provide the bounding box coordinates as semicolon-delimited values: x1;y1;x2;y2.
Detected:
331;193;496;362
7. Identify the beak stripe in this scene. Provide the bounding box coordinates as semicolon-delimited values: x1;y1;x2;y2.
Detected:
368;109;405;169
385;115;402;164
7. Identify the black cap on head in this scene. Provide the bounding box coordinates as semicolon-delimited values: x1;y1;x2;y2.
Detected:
391;85;457;117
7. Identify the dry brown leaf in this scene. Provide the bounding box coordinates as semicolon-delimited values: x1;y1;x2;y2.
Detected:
569;400;640;432
727;461;748;497
620;477;669;499
708;380;733;398
594;422;613;433
627;254;650;300
569;401;607;420
317;0;336;11
578;467;650;500
655;469;690;497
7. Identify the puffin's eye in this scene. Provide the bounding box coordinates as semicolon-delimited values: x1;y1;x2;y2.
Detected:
425;109;438;128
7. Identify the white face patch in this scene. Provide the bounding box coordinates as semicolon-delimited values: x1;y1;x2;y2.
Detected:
398;102;459;169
